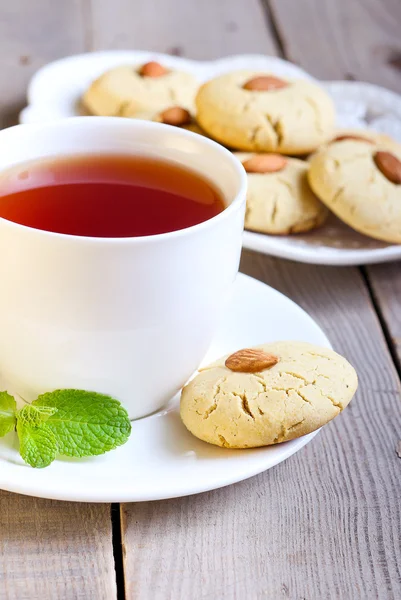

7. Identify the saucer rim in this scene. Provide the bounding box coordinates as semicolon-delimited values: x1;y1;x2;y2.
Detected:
0;270;330;501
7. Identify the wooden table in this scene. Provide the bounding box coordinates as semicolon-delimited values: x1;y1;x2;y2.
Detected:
0;1;400;598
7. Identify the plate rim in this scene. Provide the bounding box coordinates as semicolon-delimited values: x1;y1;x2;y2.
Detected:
0;273;329;503
19;50;401;266
0;428;321;503
25;50;316;105
242;231;401;266
20;50;316;125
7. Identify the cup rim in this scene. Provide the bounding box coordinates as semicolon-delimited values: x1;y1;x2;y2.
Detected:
0;116;247;244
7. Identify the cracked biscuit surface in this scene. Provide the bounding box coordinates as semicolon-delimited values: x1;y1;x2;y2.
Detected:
237;153;328;234
308;139;401;243
180;341;357;448
83;65;198;117
195;71;335;154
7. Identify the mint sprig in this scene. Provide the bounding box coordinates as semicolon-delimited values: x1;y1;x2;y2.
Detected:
17;404;58;426
17;419;59;468
0;390;131;468
33;390;132;457
0;391;17;436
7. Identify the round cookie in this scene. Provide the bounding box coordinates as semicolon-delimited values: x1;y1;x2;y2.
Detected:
195;71;335;154
134;107;208;135
236;153;328;234
308;139;401;243
180;341;358;449
322;128;401;153
83;61;198;118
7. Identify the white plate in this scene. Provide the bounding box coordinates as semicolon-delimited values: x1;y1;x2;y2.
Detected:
20;51;401;265
20;51;315;124
0;273;329;502
242;214;400;266
244;83;401;265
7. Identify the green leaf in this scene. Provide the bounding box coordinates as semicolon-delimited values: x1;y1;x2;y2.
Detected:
17;419;58;468
0;391;17;437
17;404;58;427
33;390;132;457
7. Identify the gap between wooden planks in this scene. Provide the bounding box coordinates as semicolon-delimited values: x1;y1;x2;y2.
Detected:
0;0;400;598
121;252;401;599
89;0;401;598
0;493;116;600
269;0;401;370
0;3;117;600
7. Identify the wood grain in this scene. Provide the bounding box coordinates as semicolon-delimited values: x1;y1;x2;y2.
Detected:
0;492;116;600
116;1;401;598
88;0;278;57
366;263;401;369
269;0;401;92
0;1;86;128
0;1;400;599
0;5;117;600
269;0;401;431
122;254;401;599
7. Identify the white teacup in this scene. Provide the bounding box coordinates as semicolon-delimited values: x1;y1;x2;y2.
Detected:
0;117;246;419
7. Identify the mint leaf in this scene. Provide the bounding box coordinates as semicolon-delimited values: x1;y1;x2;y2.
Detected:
17;419;58;468
17;404;58;427
33;390;131;457
0;391;17;437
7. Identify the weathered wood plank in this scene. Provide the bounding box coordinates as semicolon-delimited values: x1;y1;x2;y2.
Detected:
0;5;116;600
114;1;401;598
269;0;401;92
122;254;401;599
89;0;278;57
0;2;399;599
0;1;86;129
0;492;116;600
269;0;401;412
366;263;401;368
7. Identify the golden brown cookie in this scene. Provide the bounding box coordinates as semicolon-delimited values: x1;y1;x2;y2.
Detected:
308;139;401;243
133;107;208;136
195;71;335;154
180;341;358;448
236;153;328;234
82;61;198;118
322;128;401;153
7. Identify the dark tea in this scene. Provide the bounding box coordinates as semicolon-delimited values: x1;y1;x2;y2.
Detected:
0;154;225;237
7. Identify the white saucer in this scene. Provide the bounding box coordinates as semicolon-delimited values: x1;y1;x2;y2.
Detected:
19;51;401;266
0;274;329;502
